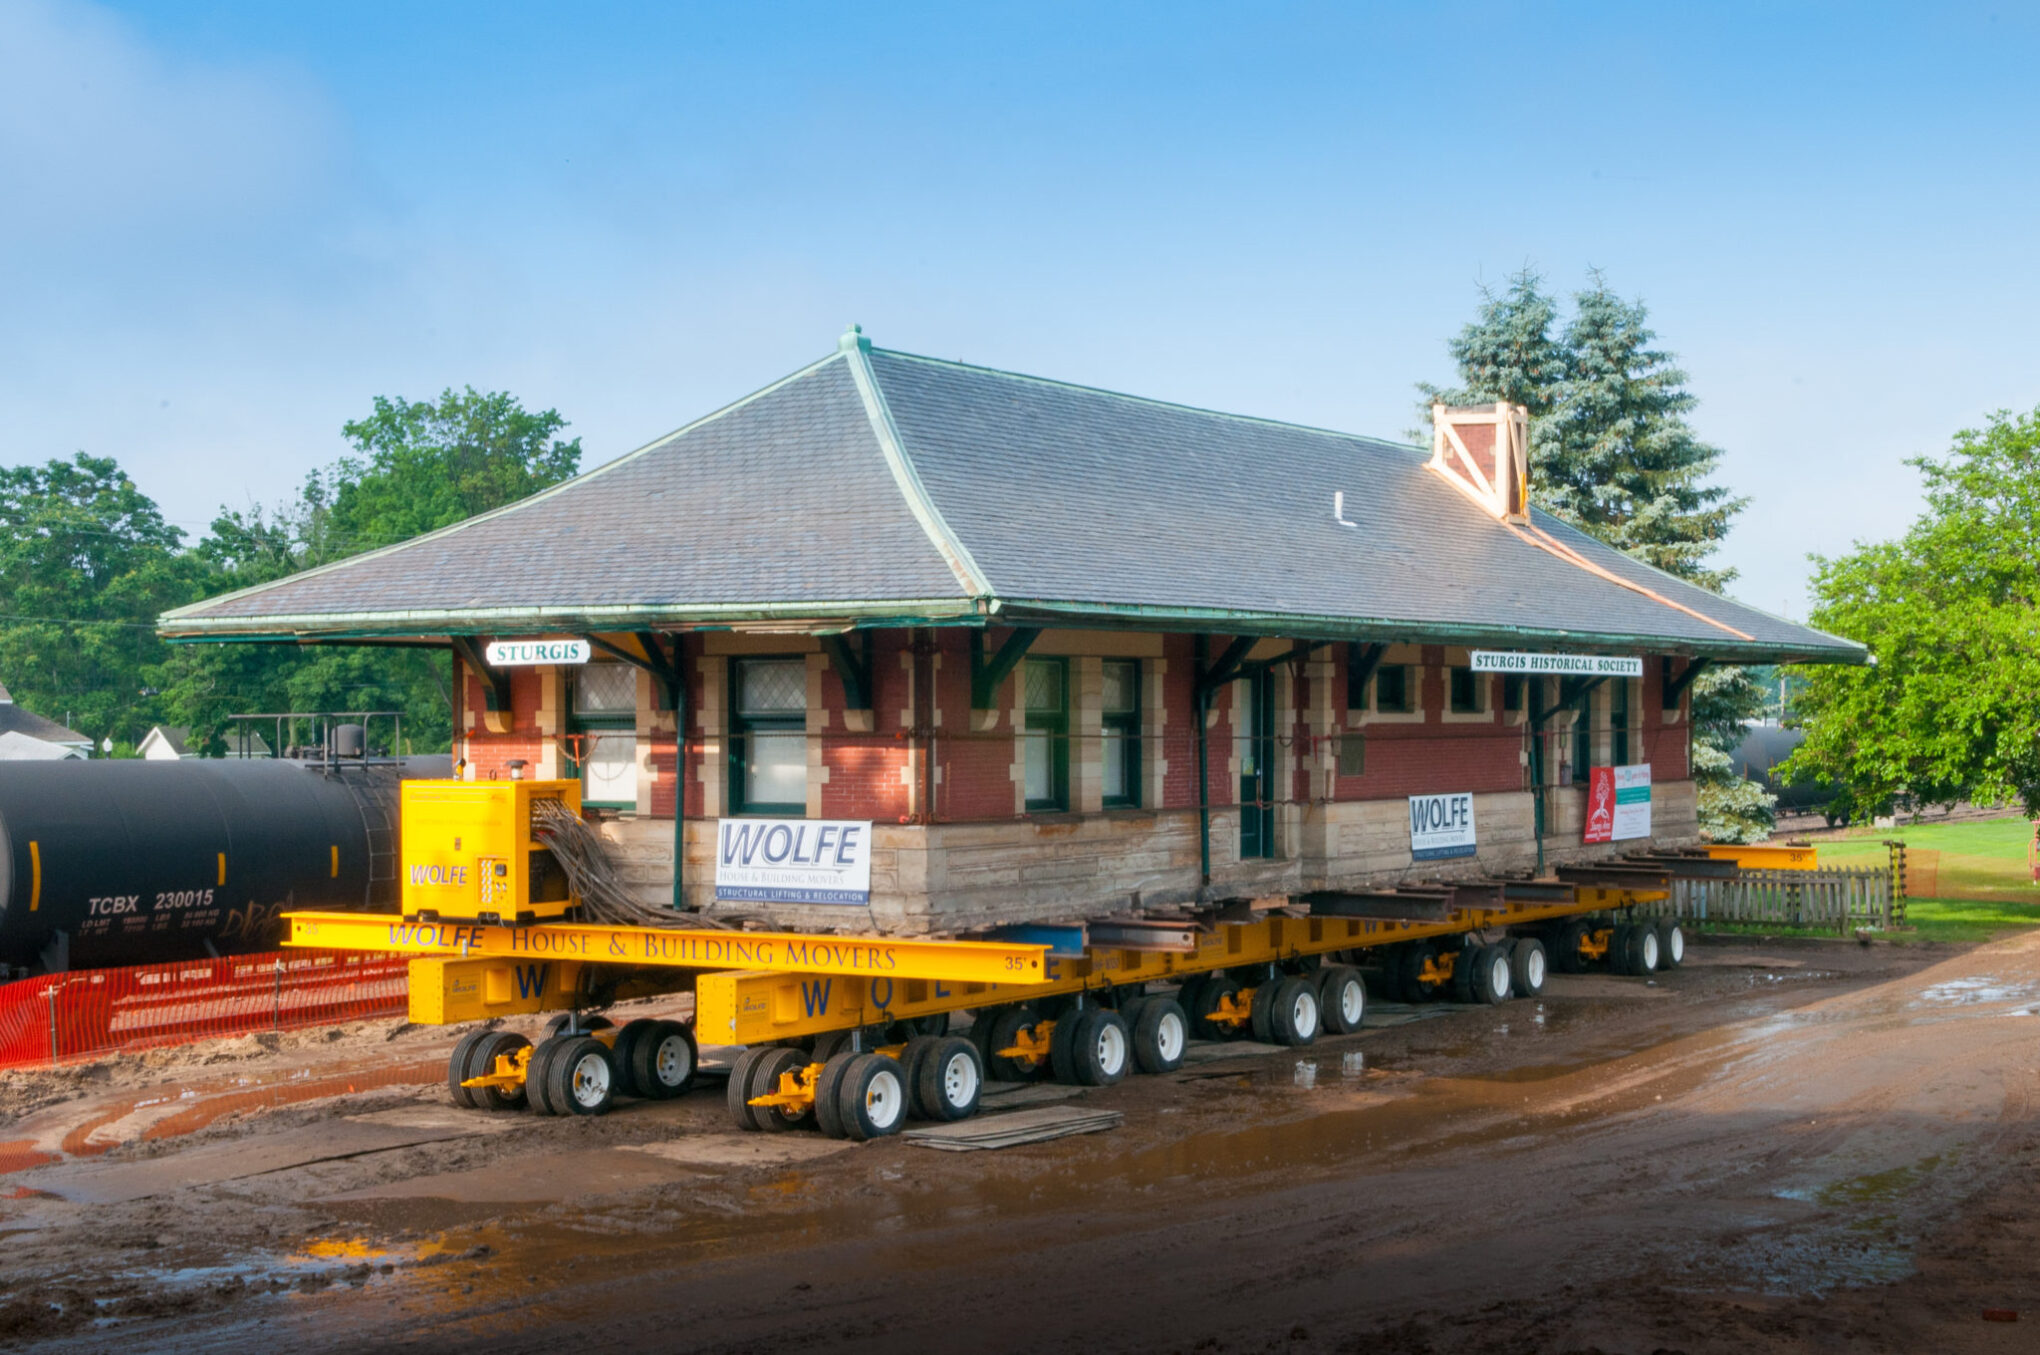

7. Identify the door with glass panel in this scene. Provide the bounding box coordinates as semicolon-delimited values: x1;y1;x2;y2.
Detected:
1239;670;1275;858
732;657;808;814
570;662;639;809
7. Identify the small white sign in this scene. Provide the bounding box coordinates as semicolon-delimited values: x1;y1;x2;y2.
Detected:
715;818;873;906
1408;792;1477;862
1470;650;1643;677
485;638;591;667
1613;764;1652;840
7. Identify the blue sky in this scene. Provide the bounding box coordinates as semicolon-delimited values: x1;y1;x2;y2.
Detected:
3;1;2035;618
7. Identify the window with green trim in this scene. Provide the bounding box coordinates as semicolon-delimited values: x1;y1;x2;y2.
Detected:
1022;657;1068;812
1101;659;1141;808
1448;666;1484;714
570;663;638;810
731;657;807;815
1374;665;1413;713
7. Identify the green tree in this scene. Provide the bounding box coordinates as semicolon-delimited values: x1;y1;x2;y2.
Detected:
0;454;205;747
167;388;583;755
1784;407;2040;817
1425;272;1769;838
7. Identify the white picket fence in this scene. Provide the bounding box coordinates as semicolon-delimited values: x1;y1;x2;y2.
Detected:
1643;868;1896;932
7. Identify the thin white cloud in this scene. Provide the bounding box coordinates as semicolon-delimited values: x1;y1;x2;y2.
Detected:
0;0;337;242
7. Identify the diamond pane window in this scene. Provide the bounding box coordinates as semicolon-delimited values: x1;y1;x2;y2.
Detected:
1101;659;1140;807
739;659;806;715
1024;659;1063;715
574;663;638;716
1022;658;1068;811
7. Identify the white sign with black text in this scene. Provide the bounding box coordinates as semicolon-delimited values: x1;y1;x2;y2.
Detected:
1408;792;1478;862
484;638;591;667
714;818;874;906
1469;651;1643;677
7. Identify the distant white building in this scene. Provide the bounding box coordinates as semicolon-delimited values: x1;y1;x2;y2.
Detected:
138;725;272;760
0;683;91;760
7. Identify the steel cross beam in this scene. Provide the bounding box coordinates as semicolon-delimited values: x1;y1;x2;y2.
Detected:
284;912;1049;985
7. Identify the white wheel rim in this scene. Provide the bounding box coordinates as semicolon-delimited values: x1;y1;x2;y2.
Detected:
654;1035;690;1086
1339;980;1365;1026
1292;991;1318;1038
1641;931;1660;970
1667;928;1684;963
1526;949;1546;989
1491;955;1511;997
1156;1011;1185;1060
865;1068;904;1128
942;1052;978;1108
1097;1024;1128;1074
571;1052;610;1107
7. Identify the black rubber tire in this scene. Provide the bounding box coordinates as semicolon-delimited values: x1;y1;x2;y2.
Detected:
1176;975;1212;1027
1190;976;1245;1040
1633;923;1662;974
837;1053;910;1141
1266;976;1320;1046
447;1029;491;1109
1069;1007;1132;1086
1656;919;1685;969
1117;995;1149;1030
813;1051;857;1139
545;1034;616;1117
727;1046;774;1131
811;1028;858;1064
1448;945;1481;1003
1610;923;1640;975
982;1006;1045;1082
1048;1006;1084;1084
915;1036;983;1121
608;1019;659;1098
629;1020;697;1100
908;1012;950;1037
1396;941;1442;1003
524;1036;570;1116
1509;937;1548;999
1550;919;1591;974
900;1036;943;1116
1474;944;1513;1005
1317;967;1367;1034
543;1012;613;1041
1249;980;1278;1043
747;1046;815;1132
1131;996;1188;1073
469;1031;532;1111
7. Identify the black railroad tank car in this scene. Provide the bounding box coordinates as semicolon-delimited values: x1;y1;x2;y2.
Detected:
0;757;449;973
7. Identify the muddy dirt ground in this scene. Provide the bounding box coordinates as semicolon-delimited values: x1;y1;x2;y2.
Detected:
3;932;2038;1354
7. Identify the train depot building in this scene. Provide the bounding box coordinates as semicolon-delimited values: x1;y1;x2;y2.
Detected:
161;327;1863;940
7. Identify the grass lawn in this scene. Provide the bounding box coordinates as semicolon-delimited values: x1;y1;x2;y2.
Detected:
1692;816;2040;943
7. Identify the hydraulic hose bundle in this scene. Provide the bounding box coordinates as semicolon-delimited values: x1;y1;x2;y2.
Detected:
529;797;727;929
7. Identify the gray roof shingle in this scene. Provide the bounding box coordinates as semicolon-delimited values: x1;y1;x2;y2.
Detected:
162;335;1862;663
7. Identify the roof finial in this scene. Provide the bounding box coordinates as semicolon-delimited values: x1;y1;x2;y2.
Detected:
839;323;871;354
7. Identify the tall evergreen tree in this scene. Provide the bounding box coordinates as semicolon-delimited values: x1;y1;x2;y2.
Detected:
1421;271;1771;839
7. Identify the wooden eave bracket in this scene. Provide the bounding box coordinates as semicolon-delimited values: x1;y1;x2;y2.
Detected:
1530;674;1607;726
1346;641;1387;710
1195;635;1259;701
971;626;1042;709
819;632;874;712
1660;657;1711;707
450;635;512;719
580;632;685;712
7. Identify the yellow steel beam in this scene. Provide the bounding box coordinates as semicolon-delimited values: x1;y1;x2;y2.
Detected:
1704;843;1819;871
696;892;1666;1044
284;911;1048;985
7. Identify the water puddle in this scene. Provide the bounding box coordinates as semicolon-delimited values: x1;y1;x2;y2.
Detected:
1913;977;2037;1007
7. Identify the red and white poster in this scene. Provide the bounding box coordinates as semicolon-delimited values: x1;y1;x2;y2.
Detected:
1585;764;1651;843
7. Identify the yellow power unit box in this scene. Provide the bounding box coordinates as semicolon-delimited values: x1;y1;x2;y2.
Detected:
400;779;581;924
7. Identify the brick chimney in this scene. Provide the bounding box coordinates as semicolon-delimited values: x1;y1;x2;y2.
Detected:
1429;402;1529;523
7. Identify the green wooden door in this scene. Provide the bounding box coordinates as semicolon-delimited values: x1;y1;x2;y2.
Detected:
1240;671;1275;859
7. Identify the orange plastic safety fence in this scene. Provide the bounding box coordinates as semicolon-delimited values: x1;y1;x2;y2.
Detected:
0;950;408;1070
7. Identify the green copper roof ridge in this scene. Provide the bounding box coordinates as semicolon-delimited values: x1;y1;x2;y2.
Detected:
161;350;853;626
841;327;996;600
868;345;1429;457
